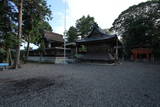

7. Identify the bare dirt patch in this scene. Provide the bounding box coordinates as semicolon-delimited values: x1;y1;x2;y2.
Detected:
0;77;56;98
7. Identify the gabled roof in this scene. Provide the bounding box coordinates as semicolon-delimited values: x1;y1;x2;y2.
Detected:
76;24;117;43
44;32;64;42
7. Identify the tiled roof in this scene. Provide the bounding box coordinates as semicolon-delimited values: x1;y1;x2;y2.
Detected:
76;25;117;43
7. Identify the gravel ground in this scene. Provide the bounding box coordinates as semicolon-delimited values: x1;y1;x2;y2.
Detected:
0;62;160;107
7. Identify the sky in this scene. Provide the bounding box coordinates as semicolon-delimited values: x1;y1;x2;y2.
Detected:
47;0;147;34
21;0;148;50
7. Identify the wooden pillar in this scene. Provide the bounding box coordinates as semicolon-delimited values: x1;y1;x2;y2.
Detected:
115;37;119;61
76;44;80;54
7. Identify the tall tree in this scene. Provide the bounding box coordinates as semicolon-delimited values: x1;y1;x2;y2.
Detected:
66;15;97;42
0;0;52;67
15;0;23;69
76;15;97;38
22;0;52;61
0;0;18;64
66;26;78;42
111;1;160;35
111;0;160;58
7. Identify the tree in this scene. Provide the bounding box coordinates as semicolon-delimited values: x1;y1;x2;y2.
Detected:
76;15;97;38
66;15;97;42
111;0;160;58
0;0;18;64
0;0;52;67
22;0;52;61
15;0;23;69
111;1;160;35
123;17;155;55
66;26;78;42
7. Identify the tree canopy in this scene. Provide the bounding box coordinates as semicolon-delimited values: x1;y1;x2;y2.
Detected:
0;0;52;64
67;15;97;42
112;1;160;35
22;0;52;43
111;0;160;57
66;26;78;42
0;0;17;48
76;15;97;38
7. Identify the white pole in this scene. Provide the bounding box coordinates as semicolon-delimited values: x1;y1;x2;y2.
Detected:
64;0;67;64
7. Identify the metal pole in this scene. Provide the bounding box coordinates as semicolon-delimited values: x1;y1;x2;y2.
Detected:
64;32;66;64
64;0;67;64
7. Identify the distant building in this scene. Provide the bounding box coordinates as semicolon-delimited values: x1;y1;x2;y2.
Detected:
131;47;153;61
28;32;71;63
44;32;64;48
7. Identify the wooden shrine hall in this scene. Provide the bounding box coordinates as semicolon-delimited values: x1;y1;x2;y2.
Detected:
28;32;71;63
76;25;120;63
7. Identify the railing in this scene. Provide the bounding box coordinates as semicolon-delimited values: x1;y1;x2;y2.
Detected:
29;48;71;57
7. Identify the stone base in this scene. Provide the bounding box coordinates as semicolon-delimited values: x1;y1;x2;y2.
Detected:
27;56;66;64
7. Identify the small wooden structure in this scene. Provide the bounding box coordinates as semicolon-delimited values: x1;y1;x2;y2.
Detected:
131;48;153;61
76;25;120;63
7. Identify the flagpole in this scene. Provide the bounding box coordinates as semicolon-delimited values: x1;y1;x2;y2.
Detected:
64;0;67;64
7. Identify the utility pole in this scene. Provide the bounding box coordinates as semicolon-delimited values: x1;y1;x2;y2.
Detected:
15;0;23;69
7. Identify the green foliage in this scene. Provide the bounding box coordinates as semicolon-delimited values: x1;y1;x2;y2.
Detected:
76;15;97;38
123;17;154;48
79;45;87;52
4;33;18;48
111;0;160;57
67;15;97;42
111;1;160;35
66;26;78;42
0;0;17;48
22;0;52;44
0;0;52;64
0;0;17;33
0;48;6;62
29;21;52;45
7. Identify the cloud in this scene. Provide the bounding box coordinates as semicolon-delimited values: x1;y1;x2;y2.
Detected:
63;0;147;30
50;10;71;34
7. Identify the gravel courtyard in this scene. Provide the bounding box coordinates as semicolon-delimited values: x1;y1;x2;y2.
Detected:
0;62;160;107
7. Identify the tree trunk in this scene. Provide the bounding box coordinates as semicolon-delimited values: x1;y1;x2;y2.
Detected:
5;48;12;66
15;0;23;69
6;48;9;63
25;41;30;62
8;48;13;66
25;35;30;62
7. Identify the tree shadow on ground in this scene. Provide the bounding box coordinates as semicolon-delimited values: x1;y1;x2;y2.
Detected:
0;77;60;98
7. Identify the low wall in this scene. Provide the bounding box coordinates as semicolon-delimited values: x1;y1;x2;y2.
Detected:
27;56;65;64
27;56;76;64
